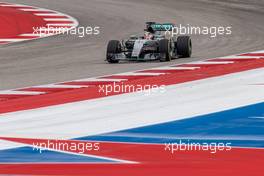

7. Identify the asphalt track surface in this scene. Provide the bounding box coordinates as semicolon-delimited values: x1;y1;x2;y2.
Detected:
0;0;263;90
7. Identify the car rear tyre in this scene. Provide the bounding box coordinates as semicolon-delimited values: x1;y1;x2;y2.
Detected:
106;40;121;63
159;39;171;62
177;36;192;58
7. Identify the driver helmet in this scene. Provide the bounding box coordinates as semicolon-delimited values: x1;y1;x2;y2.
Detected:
144;32;154;40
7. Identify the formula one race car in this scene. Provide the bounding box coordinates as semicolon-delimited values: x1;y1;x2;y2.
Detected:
106;22;192;63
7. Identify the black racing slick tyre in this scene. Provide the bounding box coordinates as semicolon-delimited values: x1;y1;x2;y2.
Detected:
106;40;121;63
177;36;192;58
159;39;171;62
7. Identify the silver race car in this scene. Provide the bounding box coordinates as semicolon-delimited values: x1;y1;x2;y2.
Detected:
106;22;192;63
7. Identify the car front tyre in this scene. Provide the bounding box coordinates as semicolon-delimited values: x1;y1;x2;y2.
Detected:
159;39;171;62
106;40;121;63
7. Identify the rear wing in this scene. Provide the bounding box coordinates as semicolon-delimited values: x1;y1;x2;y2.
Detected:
150;23;174;31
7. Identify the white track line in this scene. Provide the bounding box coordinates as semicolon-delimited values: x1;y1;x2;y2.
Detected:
34;28;69;32
19;8;54;12
190;61;234;65
219;55;264;59
0;90;45;95
74;78;127;82
44;18;72;21
0;4;30;7
115;72;166;76
32;84;89;89
34;13;66;16
149;66;200;70
249;50;264;53
47;24;74;27
19;33;53;37
0;39;28;42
